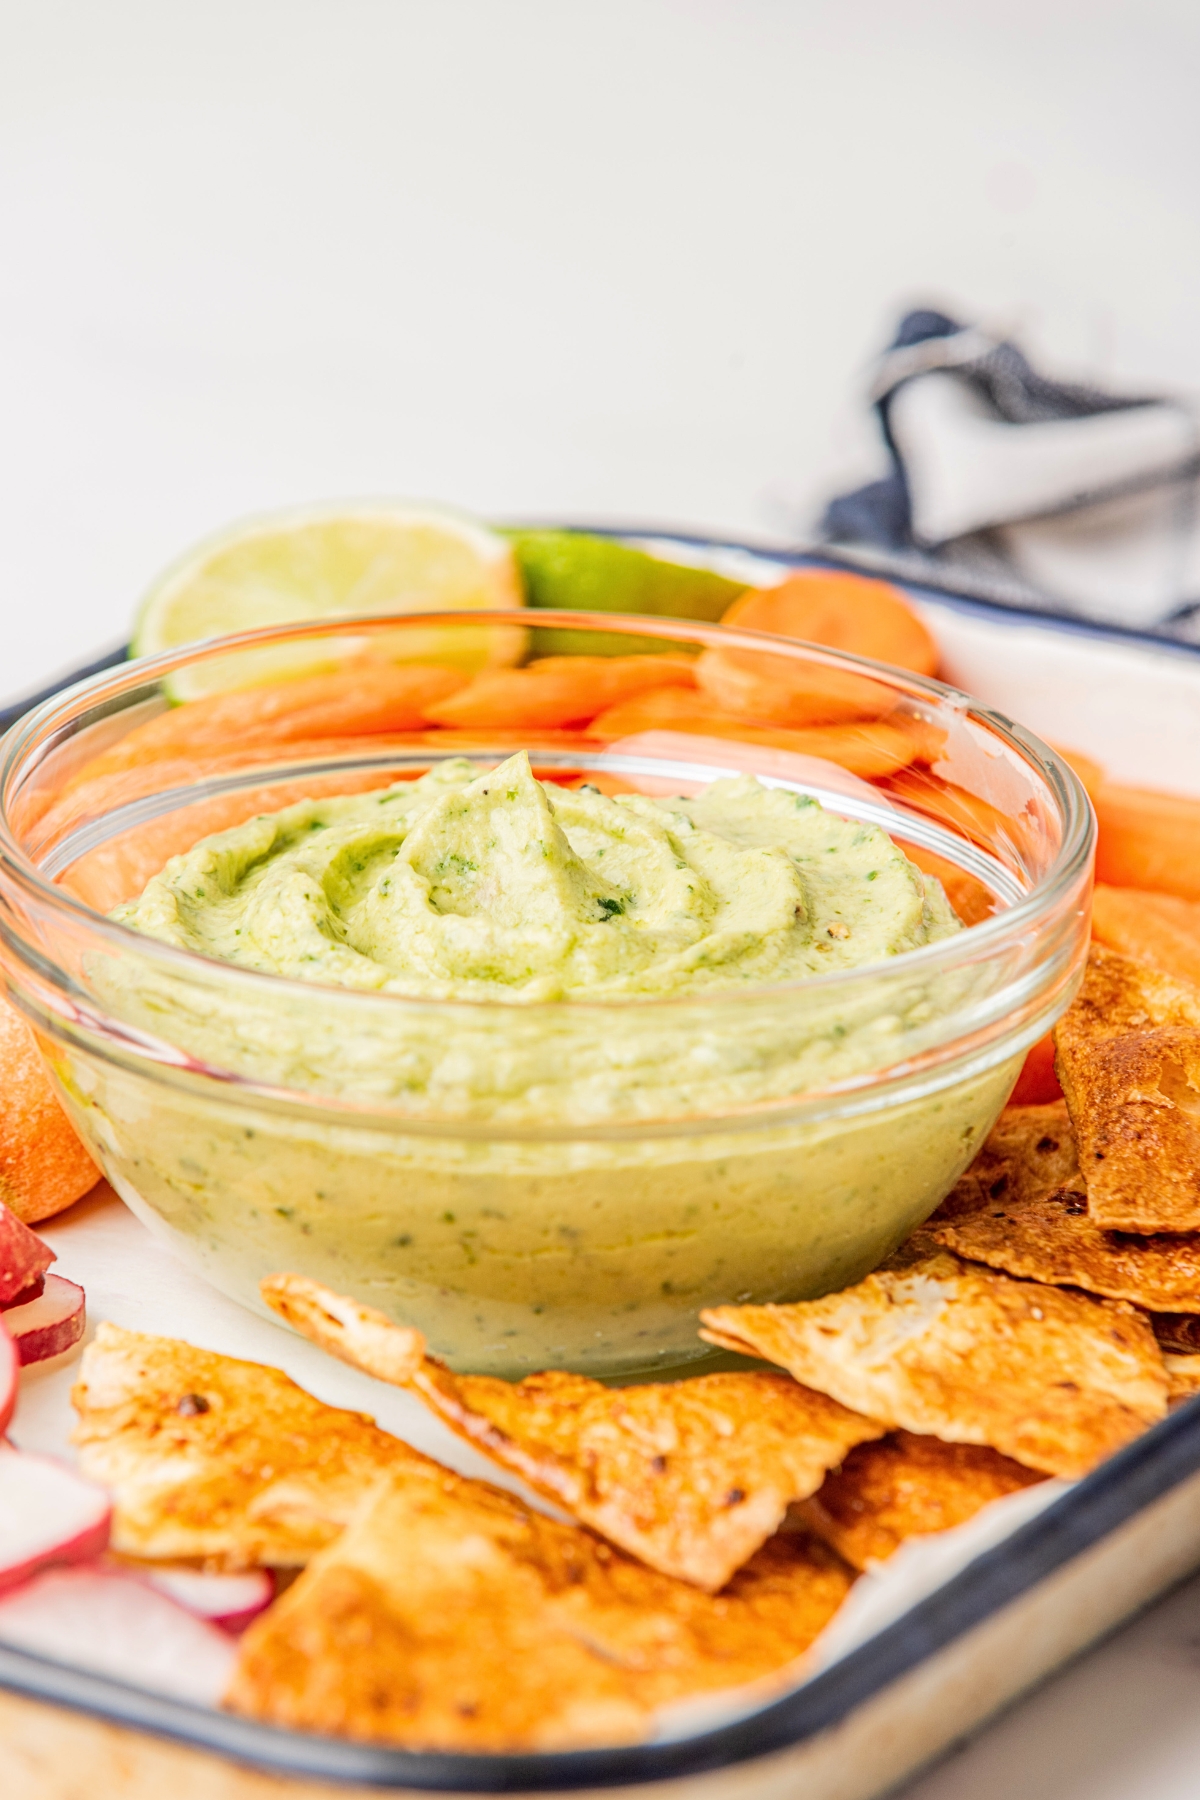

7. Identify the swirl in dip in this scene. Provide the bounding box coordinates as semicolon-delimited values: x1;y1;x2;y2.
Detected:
114;751;959;1001
86;752;1012;1374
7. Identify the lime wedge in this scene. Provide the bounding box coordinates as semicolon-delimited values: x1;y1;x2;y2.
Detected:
505;531;746;621
133;504;524;699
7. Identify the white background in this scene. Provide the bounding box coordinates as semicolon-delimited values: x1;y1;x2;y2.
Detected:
4;0;1200;701
4;4;1200;1790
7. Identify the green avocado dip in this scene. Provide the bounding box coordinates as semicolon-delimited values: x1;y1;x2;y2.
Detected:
113;751;960;1003
70;752;1016;1375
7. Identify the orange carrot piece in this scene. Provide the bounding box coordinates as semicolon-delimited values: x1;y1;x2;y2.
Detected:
0;994;100;1222
1009;1033;1063;1106
68;663;470;787
587;686;917;778
34;735;438;854
723;570;939;675
694;646;894;727
1093;782;1200;902
903;845;994;927
895;717;949;766
416;729;601;753
529;655;697;690
422;656;695;731
1091;883;1200;987
1048;744;1105;799
877;765;1012;854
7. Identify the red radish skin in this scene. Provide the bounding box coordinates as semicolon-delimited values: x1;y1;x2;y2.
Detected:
137;1565;274;1634
2;1275;45;1310
0;1563;235;1705
0;1203;54;1307
4;1274;85;1366
0;1320;15;1436
0;1445;111;1593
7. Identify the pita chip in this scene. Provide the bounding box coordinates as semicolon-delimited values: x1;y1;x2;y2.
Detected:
260;1272;882;1590
225;1469;853;1751
796;1430;1045;1571
931;1095;1200;1310
1163;1354;1200;1403
933;1186;1200;1312
72;1322;436;1567
1056;944;1200;1230
700;1248;1168;1478
933;1100;1079;1223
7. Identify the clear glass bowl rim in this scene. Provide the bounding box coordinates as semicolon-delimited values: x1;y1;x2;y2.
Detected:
0;607;1094;1129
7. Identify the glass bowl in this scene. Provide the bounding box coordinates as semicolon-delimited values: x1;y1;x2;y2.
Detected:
0;609;1093;1376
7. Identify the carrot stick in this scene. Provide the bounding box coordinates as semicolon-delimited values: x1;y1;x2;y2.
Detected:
1049;744;1105;799
68;663;470;787
902;845;994;927
422;656;695;730
694;646;894;727
35;735;441;852
1091;883;1200;987
876;766;1012;852
722;570;939;674
1093;782;1200;901
587;686;918;778
0;994;100;1222
416;729;603;752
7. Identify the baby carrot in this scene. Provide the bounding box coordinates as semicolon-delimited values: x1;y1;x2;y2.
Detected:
1049;745;1105;799
902;844;994;927
722;569;939;675
879;765;1012;854
1093;782;1200;902
69;663;469;787
37;735;435;853
1091;883;1200;987
422;656;695;730
588;686;917;778
694;646;894;727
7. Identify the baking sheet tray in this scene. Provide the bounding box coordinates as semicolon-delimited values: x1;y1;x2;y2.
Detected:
5;529;1200;1798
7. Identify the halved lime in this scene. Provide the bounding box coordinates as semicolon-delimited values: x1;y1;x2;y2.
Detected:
133;503;525;699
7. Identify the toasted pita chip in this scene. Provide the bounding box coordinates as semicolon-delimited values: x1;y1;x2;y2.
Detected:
72;1322;436;1567
260;1272;882;1591
932;1185;1200;1311
932;1100;1079;1223
921;1083;1200;1311
225;1469;853;1751
700;1249;1168;1478
1164;1354;1200;1402
795;1430;1045;1570
1056;945;1200;1230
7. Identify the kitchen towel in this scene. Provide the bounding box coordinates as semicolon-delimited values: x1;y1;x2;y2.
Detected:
820;310;1200;638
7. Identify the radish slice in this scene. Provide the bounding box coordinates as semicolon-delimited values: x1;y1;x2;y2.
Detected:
137;1565;274;1634
0;1444;111;1593
0;1320;15;1437
0;1204;54;1309
0;1564;236;1705
2;1275;45;1311
6;1274;85;1366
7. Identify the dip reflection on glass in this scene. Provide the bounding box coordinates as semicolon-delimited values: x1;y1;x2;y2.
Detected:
85;753;1015;1375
